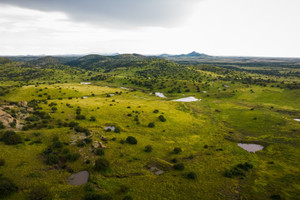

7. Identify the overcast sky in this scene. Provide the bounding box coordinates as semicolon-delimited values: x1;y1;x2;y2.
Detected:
0;0;299;57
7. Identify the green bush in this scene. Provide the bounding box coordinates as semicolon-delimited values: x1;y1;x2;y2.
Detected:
65;153;80;162
76;115;86;120
148;122;155;128
28;185;52;200
0;122;5;129
158;115;166;122
95;148;105;156
126;136;137;144
0;177;18;198
186;172;197;180
123;195;133;200
95;158;110;171
2;131;22;145
0;158;5;166
144;145;153;152
84;193;112;200
52;141;63;149
45;153;59;165
173;147;182;154
173;163;185;171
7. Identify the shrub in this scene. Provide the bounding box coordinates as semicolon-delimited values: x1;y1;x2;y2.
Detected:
52;141;63;149
123;195;133;200
84;193;112;200
153;109;159;113
28;185;52;200
173;163;185;171
186;172;197;180
0;122;5;129
270;194;282;200
148;122;155;128
114;127;121;133
76;115;86;120
173;147;182;154
126;136;137;144
69;121;79;127
0;158;5;166
237;162;253;171
0;177;18;198
224;167;245;178
65;153;80;162
2;131;22;145
95;148;105;156
144;145;153;152
95;158;110;171
89;116;96;121
158;115;166;122
45;153;59;165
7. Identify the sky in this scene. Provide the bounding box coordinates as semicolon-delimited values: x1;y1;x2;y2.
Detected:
0;0;299;57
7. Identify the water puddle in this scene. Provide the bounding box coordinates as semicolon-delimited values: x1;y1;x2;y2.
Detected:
172;97;201;102
68;171;89;186
238;143;264;153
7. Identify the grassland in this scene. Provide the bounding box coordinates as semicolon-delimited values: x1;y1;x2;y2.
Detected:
0;55;299;200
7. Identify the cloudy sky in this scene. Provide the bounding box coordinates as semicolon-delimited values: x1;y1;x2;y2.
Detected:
0;0;299;57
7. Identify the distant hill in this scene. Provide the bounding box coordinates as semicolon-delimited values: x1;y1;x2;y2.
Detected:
25;56;61;67
0;57;11;64
159;51;212;59
67;53;153;71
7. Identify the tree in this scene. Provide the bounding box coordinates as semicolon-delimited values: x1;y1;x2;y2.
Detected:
0;177;18;198
158;115;166;122
148;122;155;128
173;147;182;154
126;136;137;144
173;163;185;171
144;145;153;152
95;158;110;171
28;185;52;200
2;131;22;145
186;172;197;180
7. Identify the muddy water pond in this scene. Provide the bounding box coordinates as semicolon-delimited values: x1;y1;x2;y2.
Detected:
155;92;166;98
172;97;200;102
238;143;264;153
68;171;89;185
105;126;115;131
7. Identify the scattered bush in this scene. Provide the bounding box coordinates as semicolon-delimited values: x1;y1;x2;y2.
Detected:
173;147;182;154
95;148;105;156
84;193;112;200
224;163;253;178
45;153;59;165
0;122;5;129
89;116;96;121
0;177;18;198
52;141;63;149
153;109;159;113
158;115;166;122
126;136;137;144
123;195;133;200
2;131;22;145
270;194;282;200
0;158;5;166
186;172;197;180
144;145;153;152
95;158;110;171
173;163;185;171
28;185;52;200
65;153;80;162
148;122;155;128
76;115;86;120
114;127;121;133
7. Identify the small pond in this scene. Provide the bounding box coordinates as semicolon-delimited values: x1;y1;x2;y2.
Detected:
238;143;264;153
80;82;91;85
105;126;115;131
68;171;89;186
172;97;201;102
294;119;300;122
155;92;166;98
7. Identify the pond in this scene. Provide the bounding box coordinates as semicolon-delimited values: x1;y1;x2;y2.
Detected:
68;171;89;186
105;126;115;131
155;92;166;98
238;143;264;153
80;82;91;85
172;97;201;102
294;119;300;122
